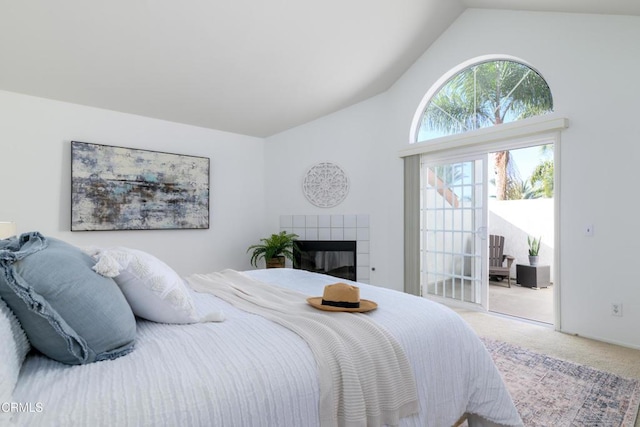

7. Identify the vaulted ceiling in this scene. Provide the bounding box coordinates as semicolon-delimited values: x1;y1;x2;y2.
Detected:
1;0;638;137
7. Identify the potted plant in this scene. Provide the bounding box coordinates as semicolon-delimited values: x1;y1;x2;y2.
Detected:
247;231;299;268
527;235;541;266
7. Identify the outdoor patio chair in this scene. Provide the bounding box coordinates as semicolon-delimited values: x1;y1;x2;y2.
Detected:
489;234;515;287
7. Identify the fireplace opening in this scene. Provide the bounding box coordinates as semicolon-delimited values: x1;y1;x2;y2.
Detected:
294;240;357;281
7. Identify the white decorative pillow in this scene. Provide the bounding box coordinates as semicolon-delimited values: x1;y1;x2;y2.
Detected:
0;297;31;404
91;247;224;324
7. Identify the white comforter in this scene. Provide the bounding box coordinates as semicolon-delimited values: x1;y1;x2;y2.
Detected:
9;269;521;427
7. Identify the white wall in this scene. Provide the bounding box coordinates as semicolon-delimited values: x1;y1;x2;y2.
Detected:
266;10;640;348
264;93;406;290
0;90;265;276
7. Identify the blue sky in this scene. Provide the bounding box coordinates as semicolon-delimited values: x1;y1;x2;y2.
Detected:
510;145;546;179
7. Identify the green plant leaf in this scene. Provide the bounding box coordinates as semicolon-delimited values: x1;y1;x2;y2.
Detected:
247;231;299;267
527;235;541;256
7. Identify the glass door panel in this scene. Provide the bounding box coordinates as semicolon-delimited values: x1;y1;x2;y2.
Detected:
420;155;487;308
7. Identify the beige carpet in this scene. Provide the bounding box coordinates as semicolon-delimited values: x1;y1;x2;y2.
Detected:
453;308;640;426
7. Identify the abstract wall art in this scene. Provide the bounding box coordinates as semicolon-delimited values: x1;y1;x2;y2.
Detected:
71;141;210;231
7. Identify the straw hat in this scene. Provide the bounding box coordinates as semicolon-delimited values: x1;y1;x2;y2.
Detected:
307;282;377;312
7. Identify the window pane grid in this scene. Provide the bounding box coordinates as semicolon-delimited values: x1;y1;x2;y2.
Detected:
420;158;484;304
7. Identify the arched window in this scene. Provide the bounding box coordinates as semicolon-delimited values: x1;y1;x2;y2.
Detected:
415;59;553;142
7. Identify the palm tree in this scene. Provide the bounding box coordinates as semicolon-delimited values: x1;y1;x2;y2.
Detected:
530;159;554;198
509;180;538;200
420;60;553;200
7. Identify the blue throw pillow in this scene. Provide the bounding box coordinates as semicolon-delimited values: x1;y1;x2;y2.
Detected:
0;232;136;365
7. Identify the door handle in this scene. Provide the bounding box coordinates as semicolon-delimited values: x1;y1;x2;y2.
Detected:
477;226;487;240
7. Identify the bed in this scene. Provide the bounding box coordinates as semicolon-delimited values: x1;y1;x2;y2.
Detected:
1;233;522;427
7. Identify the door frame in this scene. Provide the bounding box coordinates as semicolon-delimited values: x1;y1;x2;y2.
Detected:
400;114;566;330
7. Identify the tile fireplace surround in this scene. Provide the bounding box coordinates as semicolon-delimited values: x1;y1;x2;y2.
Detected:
279;214;370;283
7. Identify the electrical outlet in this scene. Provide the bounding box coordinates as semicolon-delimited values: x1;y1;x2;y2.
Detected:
611;303;623;317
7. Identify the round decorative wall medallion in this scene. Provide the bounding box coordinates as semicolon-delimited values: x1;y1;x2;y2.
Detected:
302;162;350;208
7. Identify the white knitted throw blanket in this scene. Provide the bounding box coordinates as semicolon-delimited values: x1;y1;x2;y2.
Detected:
187;270;419;427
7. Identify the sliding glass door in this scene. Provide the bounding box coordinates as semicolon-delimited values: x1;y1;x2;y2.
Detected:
420;154;488;309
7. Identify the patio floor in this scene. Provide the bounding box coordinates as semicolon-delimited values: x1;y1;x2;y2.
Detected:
488;279;554;324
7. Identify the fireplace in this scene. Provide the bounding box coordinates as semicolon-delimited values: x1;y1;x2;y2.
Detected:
280;214;370;283
294;240;357;281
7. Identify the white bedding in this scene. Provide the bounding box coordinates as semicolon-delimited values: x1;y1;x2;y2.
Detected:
9;269;522;427
188;270;419;427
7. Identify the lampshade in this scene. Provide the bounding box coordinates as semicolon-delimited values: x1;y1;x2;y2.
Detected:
0;221;17;239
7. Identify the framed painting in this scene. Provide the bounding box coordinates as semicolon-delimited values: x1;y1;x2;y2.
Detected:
71;141;210;231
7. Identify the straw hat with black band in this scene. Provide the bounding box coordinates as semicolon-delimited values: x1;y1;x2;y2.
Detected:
307;282;377;312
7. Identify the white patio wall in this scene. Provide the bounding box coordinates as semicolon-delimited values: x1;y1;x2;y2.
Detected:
489;198;554;281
